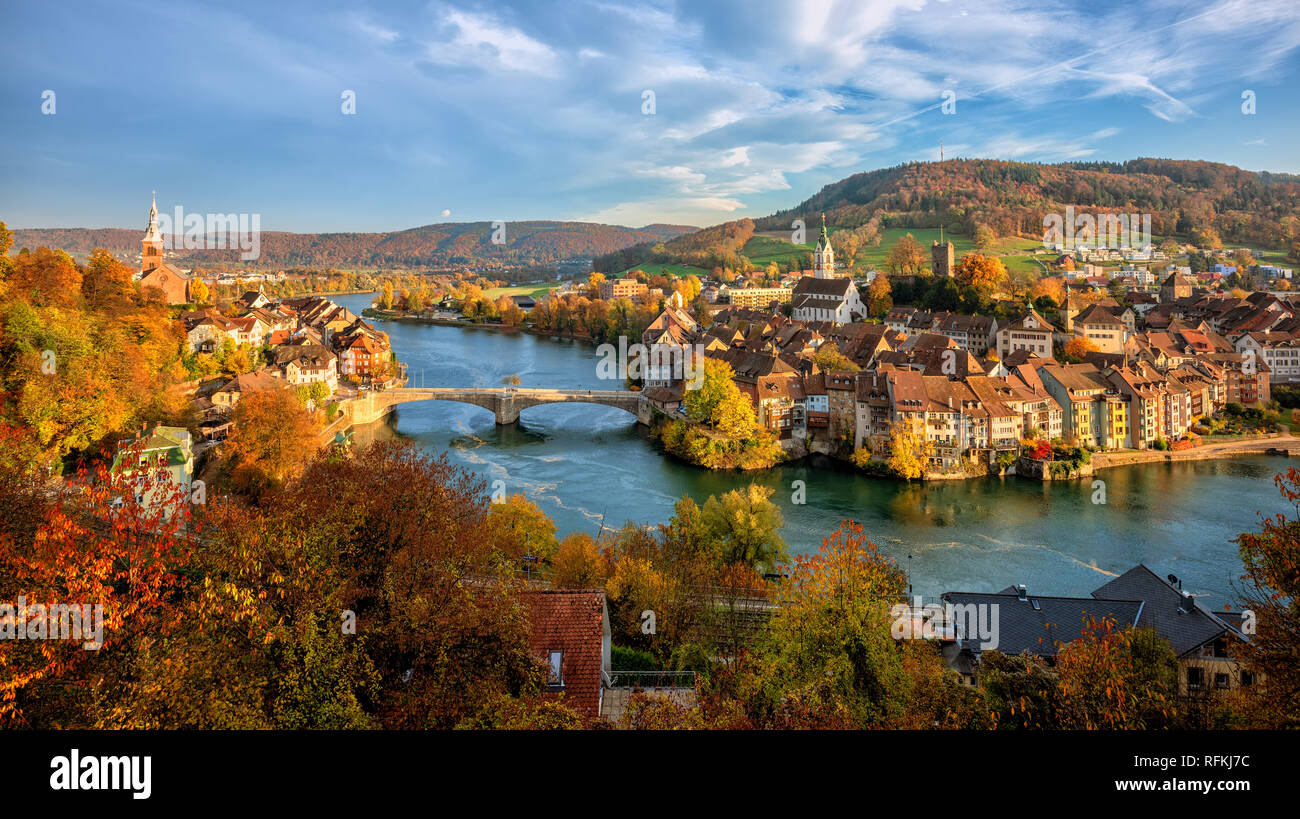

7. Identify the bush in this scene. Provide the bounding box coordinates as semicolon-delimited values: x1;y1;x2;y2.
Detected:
612;645;661;672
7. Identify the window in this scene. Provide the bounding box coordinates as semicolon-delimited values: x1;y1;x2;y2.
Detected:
1215;673;1230;689
547;650;564;686
1241;671;1255;687
1187;667;1204;690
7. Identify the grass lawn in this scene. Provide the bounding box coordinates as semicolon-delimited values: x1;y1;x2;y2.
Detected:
747;226;1050;276
743;234;816;265
482;282;560;300
616;262;711;278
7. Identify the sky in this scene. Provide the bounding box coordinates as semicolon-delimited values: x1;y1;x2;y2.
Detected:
2;0;1299;232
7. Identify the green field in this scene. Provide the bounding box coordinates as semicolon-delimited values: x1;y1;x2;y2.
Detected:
482;282;560;300
743;234;816;266
616;262;711;279
746;227;1049;275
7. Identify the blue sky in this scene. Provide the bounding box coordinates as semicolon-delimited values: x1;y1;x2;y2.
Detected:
2;0;1299;231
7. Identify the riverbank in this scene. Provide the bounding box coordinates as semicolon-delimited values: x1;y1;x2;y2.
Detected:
1092;433;1295;470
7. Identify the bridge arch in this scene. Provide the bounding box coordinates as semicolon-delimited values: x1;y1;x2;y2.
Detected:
363;387;645;426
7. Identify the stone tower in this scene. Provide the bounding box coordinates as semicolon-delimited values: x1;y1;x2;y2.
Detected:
813;214;835;278
932;240;955;278
141;193;164;274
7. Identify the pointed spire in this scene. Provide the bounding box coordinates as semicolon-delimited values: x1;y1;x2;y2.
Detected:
144;192;162;243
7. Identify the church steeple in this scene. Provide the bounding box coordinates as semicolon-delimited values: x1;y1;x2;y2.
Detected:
813;213;835;278
141;192;164;273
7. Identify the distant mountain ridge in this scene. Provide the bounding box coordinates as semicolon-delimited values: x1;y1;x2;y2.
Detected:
593;157;1300;274
758;158;1300;247
11;220;697;270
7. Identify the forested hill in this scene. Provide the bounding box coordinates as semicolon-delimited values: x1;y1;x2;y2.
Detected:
757;158;1300;249
11;221;696;270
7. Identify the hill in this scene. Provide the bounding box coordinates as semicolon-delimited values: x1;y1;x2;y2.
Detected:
595;158;1300;276
11;221;697;271
758;158;1300;250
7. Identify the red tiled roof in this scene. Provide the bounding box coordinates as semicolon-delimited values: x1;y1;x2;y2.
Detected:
522;590;607;721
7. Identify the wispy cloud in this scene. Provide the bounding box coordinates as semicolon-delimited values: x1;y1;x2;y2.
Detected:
3;0;1299;229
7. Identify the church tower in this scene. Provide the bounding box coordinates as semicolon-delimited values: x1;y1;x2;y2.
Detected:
813;214;835;278
141;193;164;274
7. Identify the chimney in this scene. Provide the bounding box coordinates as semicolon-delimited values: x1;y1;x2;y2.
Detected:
1015;584;1028;602
1178;591;1195;614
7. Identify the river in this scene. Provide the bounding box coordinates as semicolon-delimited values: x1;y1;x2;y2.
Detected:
334;292;1289;609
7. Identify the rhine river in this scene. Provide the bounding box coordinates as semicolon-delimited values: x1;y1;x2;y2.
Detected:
335;293;1288;609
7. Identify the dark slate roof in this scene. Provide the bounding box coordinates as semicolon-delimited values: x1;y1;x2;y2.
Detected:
1091;564;1244;657
941;590;1144;658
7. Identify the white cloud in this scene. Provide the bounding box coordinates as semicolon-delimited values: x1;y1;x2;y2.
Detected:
428;7;560;75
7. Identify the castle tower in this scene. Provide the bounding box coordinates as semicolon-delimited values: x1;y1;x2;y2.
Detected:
813;213;835;278
932;240;954;278
141;193;164;273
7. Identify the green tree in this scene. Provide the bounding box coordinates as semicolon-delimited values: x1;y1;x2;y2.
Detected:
700;485;787;573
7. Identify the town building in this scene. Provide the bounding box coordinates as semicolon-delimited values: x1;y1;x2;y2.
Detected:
790;277;866;324
995;309;1057;361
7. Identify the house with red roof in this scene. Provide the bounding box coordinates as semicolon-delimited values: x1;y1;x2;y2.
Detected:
522;589;611;722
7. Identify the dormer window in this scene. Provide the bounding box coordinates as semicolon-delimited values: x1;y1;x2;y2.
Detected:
547;650;564;687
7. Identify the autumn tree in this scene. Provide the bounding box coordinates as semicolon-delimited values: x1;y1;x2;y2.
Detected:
226;386;320;495
1030;276;1064;308
813;343;860;372
1063;335;1098;361
886;233;925;277
550;532;606;588
5;247;82;308
1232;469;1300;728
484;493;559;563
190;277;211;305
81;249;135;307
865;273;892;317
953;252;1008;294
706;521;911;728
886;417;931;479
0;450;196;727
1191;225;1222;250
831;229;863;270
272;441;553;728
683;358;749;433
1055;620;1179;729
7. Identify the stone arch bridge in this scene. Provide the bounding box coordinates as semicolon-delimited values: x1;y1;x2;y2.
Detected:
348;387;649;426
